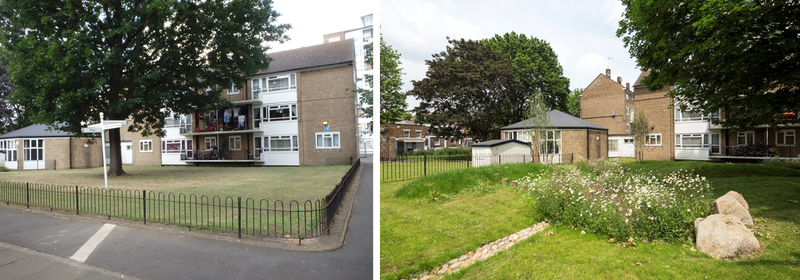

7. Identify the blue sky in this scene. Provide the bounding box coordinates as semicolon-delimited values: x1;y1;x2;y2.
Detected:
381;0;642;110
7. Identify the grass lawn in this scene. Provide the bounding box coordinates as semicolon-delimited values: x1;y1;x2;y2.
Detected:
381;160;800;279
380;159;472;182
0;164;353;201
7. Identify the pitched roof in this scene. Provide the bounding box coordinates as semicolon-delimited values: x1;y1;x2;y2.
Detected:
472;139;531;148
633;70;651;87
0;124;74;139
501;110;608;131
258;39;355;75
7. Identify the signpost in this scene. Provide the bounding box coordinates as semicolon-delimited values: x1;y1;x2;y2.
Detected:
81;113;127;190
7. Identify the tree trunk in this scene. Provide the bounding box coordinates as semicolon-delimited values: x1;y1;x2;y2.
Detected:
107;128;127;176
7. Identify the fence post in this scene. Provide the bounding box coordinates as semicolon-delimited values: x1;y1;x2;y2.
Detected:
423;153;427;177
75;186;79;215
237;197;242;239
143;190;147;225
26;183;29;208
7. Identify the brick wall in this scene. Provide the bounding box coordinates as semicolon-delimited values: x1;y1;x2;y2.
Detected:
634;84;675;161
116;122;163;166
581;74;634;136
297;64;358;166
70;138;103;169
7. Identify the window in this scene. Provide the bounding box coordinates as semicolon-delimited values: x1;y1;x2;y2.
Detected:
675;107;721;122
777;130;795;146
252;107;261;128
624;138;634;144
161;140;193;158
228;83;239;95
263;135;298;152
139;140;153;152
403;130;410;138
316;132;341;149
229;136;241;150
251;78;260;99
738;131;754;146
645;134;662;146
415;131;422;138
23;139;44;161
1;140;17;162
435;139;441;146
675;134;703;148
626;123;630;134
609;139;619;152
204;137;216;151
253;74;297;94
261;104;298;122
539;130;561;154
711;134;720;154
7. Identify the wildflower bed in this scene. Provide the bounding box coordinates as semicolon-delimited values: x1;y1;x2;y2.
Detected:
520;159;713;242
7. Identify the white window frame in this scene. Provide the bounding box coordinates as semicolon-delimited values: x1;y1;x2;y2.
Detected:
609;139;619;152
435;139;441;146
204;137;217;151
776;129;795;146
261;104;298;122
228;83;239;95
264;74;297;92
710;133;721;154
738;131;754;146
403;130;410;138
229;136;242;150
316;132;341;149
1;140;17;162
264;135;298;152
139;140;153;152
645;134;662;146
23;139;44;161
415;131;422;138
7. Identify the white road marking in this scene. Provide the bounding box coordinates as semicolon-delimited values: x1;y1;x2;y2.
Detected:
69;223;116;263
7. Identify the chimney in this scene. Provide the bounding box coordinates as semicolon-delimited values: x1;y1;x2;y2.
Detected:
617;76;622;84
605;68;611;77
626;82;630;90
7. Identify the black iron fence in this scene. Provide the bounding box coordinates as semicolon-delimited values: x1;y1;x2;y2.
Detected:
0;158;360;241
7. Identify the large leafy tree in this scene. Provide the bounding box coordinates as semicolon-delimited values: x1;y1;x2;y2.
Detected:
409;38;527;141
0;64;30;133
485;32;571;111
0;0;289;175
380;34;407;124
566;87;583;118
618;0;800;129
356;42;374;119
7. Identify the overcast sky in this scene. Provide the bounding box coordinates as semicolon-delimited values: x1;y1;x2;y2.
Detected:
269;0;374;53
381;0;641;110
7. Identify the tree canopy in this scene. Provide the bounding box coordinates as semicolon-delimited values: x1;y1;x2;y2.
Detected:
0;63;29;133
485;32;571;111
0;0;289;175
356;42;373;119
409;38;527;141
380;34;407;124
566;87;583;118
618;0;800;129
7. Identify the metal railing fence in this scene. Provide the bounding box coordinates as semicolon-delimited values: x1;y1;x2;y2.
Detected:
0;158;360;241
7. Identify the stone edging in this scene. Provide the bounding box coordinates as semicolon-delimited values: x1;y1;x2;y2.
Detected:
409;221;550;280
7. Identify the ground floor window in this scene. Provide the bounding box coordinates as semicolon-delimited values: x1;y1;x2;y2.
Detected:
204;137;216;151
776;129;795;146
645;134;662;146
162;139;193;158
139;140;153;152
674;133;720;153
262;135;299;152
1;140;17;161
229;136;242;150
316;132;340;149
737;131;754;146
609;139;618;152
539;130;561;154
23;139;44;161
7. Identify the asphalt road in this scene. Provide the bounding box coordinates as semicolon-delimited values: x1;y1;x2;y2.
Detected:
0;157;373;279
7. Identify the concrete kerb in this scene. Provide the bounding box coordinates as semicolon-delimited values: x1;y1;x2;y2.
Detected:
0;240;142;280
0;162;365;252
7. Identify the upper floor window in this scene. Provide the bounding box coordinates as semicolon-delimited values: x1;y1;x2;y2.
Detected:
737;131;754;146
415;131;422;138
139;140;153;152
403;130;410;138
261;104;298;122
675;107;720;122
228;83;239;95
645;134;662;146
316;132;340;149
253;74;297;94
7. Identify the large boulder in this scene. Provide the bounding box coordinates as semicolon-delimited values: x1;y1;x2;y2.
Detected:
713;191;753;227
695;214;760;259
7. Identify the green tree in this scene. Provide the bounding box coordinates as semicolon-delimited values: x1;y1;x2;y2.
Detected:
409;38;527;141
0;64;30;133
630;111;649;163
0;0;289;175
526;91;553;163
566;87;583;118
485;32;571;111
355;42;373;118
380;34;407;124
618;0;800;129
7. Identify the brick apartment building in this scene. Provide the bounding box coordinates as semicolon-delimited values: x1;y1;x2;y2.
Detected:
107;39;359;167
581;68;636;158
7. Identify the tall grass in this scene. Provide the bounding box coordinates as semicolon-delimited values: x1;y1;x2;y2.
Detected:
393;162;551;199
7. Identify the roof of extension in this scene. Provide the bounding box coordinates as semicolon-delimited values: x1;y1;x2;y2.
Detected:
501;110;608;131
258;39;355;75
472;139;531;148
0;124;73;139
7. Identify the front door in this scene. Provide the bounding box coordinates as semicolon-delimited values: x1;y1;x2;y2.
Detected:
619;137;635;158
122;142;133;164
22;139;45;170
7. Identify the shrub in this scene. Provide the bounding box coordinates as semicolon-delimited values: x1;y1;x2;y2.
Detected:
521;159;713;242
762;157;800;170
0;166;9;172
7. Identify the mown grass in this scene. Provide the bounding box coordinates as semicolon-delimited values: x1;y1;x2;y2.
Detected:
381;160;800;279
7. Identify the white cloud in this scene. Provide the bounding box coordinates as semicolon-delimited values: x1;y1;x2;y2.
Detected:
603;0;625;25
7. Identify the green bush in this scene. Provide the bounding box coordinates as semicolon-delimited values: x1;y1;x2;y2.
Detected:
400;146;471;157
521;159;713;242
762;157;800;170
0;166;9;172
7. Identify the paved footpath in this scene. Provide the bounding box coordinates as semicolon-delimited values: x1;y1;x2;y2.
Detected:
0;158;373;280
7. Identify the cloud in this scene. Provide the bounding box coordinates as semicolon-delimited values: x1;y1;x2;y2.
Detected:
603;0;625;25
